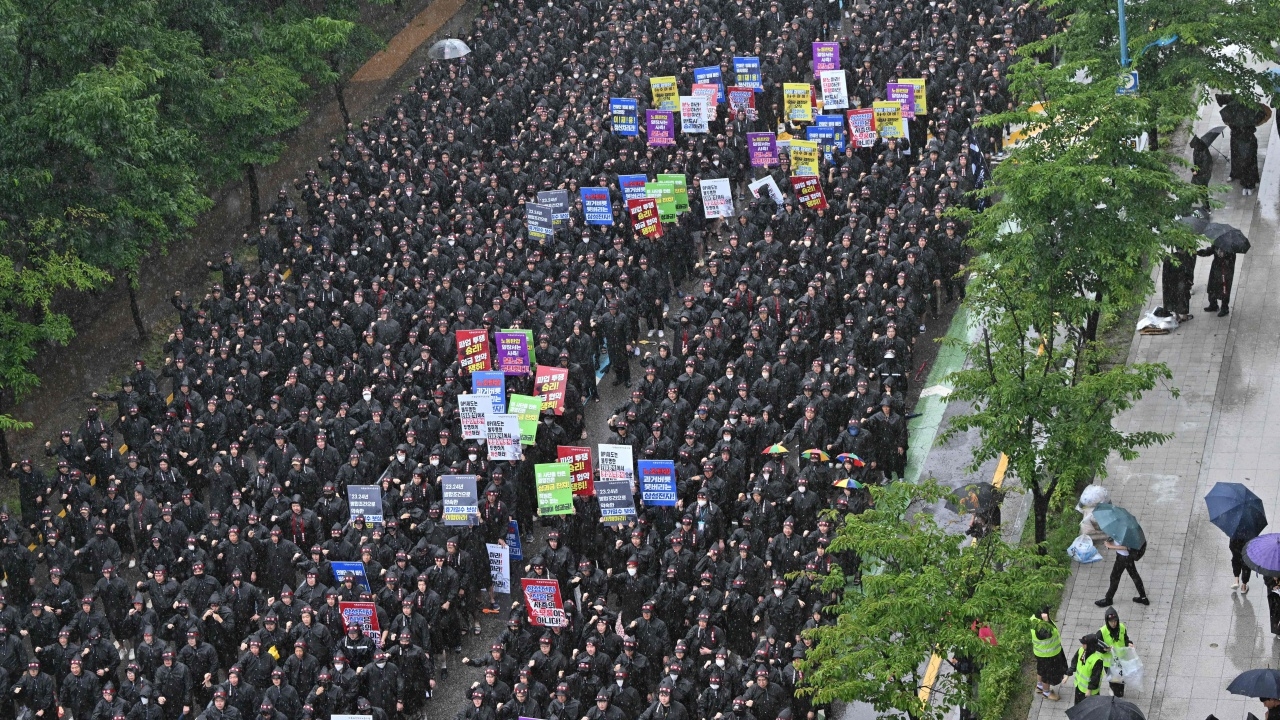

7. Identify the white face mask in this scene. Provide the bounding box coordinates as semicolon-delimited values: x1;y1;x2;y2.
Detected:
627;567;637;576
141;698;149;705
362;392;372;401
334;663;344;670
710;683;720;690
697;499;707;507
762;371;770;378
774;588;784;598
396;454;406;463
468;454;478;461
670;673;679;681
351;249;358;256
617;680;625;687
762;471;771;479
723;435;732;442
430;458;440;466
797;486;807;494
377;662;386;668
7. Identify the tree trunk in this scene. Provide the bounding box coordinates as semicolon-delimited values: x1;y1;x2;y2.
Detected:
1033;488;1050;548
0;393;12;473
245;163;261;227
1084;307;1100;344
127;274;148;341
335;81;351;128
1147;126;1159;150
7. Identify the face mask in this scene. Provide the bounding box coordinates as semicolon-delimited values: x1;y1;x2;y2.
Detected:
468;454;478;462
334;663;344;670
730;417;739;425
141;698;149;705
716;658;725;667
448;239;456;246
430;458;440;466
627;567;637;576
362;392;372;401
762;371;770;378
670;673;679;681
188;544;196;550
397;454;406;463
617;680;625;687
723;435;732;442
797;486;807;494
762;471;771;479
710;683;721;690
351;249;358;256
697;499;707;507
774;588;784;598
377;661;386;668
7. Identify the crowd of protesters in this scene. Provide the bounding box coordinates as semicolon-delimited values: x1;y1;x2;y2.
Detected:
1;0;1052;719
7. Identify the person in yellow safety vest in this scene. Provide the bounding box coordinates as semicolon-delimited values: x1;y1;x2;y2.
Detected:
1099;606;1135;697
1030;607;1067;701
1070;633;1108;704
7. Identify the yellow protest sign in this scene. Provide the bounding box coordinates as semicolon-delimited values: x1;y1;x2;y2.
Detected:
902;78;928;115
873;100;907;139
783;83;813;123
650;76;679;112
789;139;820;177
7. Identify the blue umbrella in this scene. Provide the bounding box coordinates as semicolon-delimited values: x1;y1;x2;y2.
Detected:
1227;668;1280;698
1244;534;1280;578
1205;482;1267;541
1092;503;1146;549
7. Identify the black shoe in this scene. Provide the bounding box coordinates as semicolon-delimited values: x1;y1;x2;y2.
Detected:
1204;304;1218;312
1133;596;1150;605
1094;598;1113;607
1218;306;1230;317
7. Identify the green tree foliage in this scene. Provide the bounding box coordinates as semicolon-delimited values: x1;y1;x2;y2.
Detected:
801;482;1066;720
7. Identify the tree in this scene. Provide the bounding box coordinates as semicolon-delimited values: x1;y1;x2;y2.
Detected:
800;481;1066;720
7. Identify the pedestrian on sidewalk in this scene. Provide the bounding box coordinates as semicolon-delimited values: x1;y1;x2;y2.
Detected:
1197;244;1237;317
1030;607;1067;701
1095;538;1150;607
1098;607;1135;697
1069;633;1107;704
1230;535;1253;594
1266;577;1280;636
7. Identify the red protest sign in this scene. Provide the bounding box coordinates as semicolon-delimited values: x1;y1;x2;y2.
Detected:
627;198;664;239
534;365;568;415
521;578;567;627
338;601;383;647
557;445;595;496
456;329;491;373
790;175;828;210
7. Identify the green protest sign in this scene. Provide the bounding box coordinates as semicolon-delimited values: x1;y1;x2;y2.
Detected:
535;462;575;515
507;394;542;446
645;181;678;223
656;174;690;213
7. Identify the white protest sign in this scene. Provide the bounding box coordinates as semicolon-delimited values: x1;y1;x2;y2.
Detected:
701;178;734;219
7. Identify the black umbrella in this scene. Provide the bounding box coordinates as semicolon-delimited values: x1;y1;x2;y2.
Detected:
1065;695;1145;720
1178;213;1209;234
1227;668;1280;698
1204;222;1251;254
1191;126;1225;150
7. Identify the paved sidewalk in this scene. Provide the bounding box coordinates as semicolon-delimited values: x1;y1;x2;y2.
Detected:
1029;106;1278;718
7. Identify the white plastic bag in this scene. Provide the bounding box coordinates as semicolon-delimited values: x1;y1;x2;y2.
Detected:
1078;485;1111;511
1110;646;1144;692
1068;534;1102;563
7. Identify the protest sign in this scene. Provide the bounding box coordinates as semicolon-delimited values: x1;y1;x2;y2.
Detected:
456;329;490;373
333;715;372;720
472;371;506;413
610;98;639;136
441;474;479;526
330;562;370;592
557;445;594;496
619;174;648;202
637;460;678;506
748;176;785;204
628;197;663;238
507;394;541;445
902;77;928;115
748;132;778;167
650;76;679;110
790;175;828;210
537;190;570;222
347;485;382;524
727;86;757;120
886;83;917;119
693;66;725;103
581;187;613;225
873;100;907;139
339;602;382;647
644;181;678;223
701;178;734;219
846;108;878;147
493;331;531;376
525;202;554;241
458;394;488;440
812;42;839;75
535;462;574;515
598;443;635;491
790;139;820;176
680;96;709;134
814;114;846;152
487;543;511;594
656;174;689;213
646;110;675;146
596;478;637;523
485;414;522;461
691;84;719;120
507;520;523;561
819;70;849;109
534;365;568;414
733;57;762;91
784;83;813;123
521;578;566;627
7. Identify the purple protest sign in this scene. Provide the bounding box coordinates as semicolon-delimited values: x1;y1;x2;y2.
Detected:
646;110;675;146
886;83;917;119
812;42;840;76
748;132;778;168
494;331;531;375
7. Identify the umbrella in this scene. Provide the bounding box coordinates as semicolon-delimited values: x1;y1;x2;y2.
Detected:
1205;482;1267;541
832;478;864;489
1066;696;1145;720
1177;213;1209;235
1244;534;1280;577
800;449;830;461
427;39;471;60
1204;222;1251;254
955;482;997;513
762;443;788;455
1228;668;1280;698
1092;504;1146;549
1190;125;1225;151
836;453;866;467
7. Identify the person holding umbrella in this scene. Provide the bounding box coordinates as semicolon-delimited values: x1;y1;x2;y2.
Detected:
1205;482;1268;594
1195;223;1251;317
1029;607;1067;702
1228;668;1280;720
1091;504;1150;607
1068;633;1108;704
1243;535;1280;634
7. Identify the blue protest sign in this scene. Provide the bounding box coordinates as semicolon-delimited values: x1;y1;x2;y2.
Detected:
734;57;763;91
347;485;383;524
637;460;678;506
507;520;523;561
331;562;371;592
537;190;571;221
619;174;648;202
472;371;506;413
694;66;726;103
815;114;847;151
581;188;613;225
611;98;639;136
